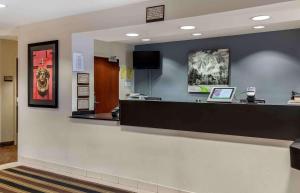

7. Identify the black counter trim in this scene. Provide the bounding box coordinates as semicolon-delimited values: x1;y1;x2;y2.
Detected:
70;113;119;121
72;110;95;115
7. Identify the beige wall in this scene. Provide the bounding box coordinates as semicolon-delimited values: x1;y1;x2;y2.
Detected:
17;1;300;193
0;39;17;143
94;40;134;100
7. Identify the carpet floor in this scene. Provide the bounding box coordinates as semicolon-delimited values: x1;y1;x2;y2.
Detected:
0;166;135;193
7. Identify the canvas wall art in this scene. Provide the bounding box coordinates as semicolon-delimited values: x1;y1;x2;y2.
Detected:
188;49;230;93
28;40;59;108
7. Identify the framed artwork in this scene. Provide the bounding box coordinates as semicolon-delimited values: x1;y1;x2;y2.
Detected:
146;5;165;23
188;49;230;93
77;73;89;85
77;85;89;98
72;52;85;72
4;76;13;82
77;98;89;111
28;40;59;108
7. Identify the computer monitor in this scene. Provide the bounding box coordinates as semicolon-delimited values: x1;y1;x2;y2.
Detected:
207;87;236;103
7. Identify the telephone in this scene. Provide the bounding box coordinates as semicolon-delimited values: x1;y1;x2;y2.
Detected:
291;91;300;100
246;87;256;103
111;106;120;118
240;86;266;104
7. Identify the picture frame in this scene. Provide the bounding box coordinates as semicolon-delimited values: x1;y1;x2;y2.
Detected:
77;85;89;98
77;73;89;85
188;48;230;93
146;5;165;23
28;40;59;108
72;52;85;72
77;98;89;111
4;76;13;82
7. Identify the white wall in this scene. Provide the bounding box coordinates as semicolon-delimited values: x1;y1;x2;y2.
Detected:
72;34;94;111
17;1;300;193
0;39;17;143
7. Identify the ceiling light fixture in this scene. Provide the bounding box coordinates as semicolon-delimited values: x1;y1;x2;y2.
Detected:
180;26;196;30
192;33;202;36
251;15;271;21
142;38;151;42
0;3;6;8
253;25;265;29
126;33;139;37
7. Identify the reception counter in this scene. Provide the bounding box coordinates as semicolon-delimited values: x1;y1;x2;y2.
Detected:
120;100;300;170
120;100;300;141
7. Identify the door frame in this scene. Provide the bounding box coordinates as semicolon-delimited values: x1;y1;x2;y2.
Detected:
15;58;18;145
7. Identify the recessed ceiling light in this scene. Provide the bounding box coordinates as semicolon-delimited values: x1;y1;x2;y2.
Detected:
0;4;6;8
251;15;271;21
142;38;151;42
126;33;139;37
180;26;196;30
192;33;202;36
253;25;265;29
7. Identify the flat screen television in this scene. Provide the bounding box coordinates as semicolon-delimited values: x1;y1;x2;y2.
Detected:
133;51;160;69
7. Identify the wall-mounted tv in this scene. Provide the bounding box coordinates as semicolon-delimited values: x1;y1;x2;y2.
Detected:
133;51;160;69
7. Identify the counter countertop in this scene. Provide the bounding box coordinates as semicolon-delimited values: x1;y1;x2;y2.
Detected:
121;99;297;107
70;113;119;121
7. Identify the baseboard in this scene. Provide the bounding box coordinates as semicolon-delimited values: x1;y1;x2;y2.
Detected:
18;156;194;193
0;141;14;147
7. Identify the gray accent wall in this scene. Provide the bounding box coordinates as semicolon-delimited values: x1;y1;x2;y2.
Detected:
134;29;300;104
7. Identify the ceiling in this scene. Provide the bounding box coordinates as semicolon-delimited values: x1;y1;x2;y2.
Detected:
0;0;148;36
0;0;294;39
81;1;300;45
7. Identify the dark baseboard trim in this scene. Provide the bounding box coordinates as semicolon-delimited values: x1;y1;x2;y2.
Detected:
0;141;14;147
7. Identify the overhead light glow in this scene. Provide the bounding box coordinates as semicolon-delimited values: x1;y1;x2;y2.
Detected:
180;26;196;30
142;38;151;42
126;33;139;37
253;25;265;29
0;4;6;8
192;33;202;36
252;15;271;21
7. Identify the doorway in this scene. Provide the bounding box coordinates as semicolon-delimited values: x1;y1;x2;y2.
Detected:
0;40;18;166
94;57;119;114
0;64;18;165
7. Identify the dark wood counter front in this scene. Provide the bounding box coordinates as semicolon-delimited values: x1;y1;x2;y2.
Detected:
290;139;300;170
120;100;300;140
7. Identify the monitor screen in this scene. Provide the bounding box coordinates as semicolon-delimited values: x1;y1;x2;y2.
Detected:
211;88;235;99
207;87;236;103
133;51;160;69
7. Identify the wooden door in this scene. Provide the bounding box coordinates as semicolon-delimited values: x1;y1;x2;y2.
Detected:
94;57;119;114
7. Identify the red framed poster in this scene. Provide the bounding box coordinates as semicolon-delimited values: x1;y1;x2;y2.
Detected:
28;40;59;108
